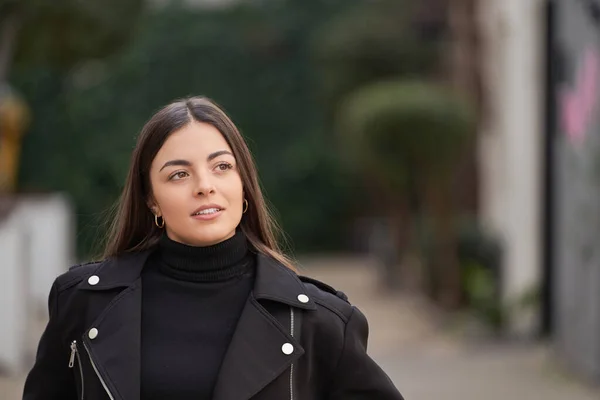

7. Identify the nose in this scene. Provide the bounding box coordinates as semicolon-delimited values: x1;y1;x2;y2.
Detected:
193;173;216;196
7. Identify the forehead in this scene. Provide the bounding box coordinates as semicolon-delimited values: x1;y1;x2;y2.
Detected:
156;121;232;160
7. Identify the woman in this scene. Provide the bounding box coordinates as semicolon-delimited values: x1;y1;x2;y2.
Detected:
22;97;404;400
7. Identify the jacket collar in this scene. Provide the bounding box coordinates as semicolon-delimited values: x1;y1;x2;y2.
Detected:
77;248;316;310
76;250;152;290
252;253;316;310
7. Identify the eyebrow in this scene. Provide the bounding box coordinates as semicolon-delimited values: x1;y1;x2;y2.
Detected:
159;159;191;172
207;150;234;162
159;150;234;172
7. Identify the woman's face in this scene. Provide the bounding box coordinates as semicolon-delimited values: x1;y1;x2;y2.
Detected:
148;121;244;247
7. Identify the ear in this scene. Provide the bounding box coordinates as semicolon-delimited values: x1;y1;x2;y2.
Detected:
147;198;160;216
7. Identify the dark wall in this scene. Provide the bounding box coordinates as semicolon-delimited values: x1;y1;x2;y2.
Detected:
550;0;600;382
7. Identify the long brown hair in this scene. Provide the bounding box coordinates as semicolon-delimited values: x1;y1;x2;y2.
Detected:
102;96;295;270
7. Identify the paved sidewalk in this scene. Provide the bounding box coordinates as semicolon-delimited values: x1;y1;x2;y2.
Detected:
299;255;600;400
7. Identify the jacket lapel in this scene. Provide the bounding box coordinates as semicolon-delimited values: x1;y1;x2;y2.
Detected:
212;254;316;400
212;295;303;400
73;250;316;400
76;250;151;400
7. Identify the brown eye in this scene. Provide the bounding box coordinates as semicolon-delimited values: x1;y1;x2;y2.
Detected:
216;162;233;172
169;171;189;181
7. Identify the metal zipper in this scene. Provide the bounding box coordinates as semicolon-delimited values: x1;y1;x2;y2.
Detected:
82;340;115;400
68;340;85;400
289;307;295;400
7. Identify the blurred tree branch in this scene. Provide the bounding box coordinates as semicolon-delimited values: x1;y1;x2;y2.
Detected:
0;0;22;81
14;1;356;257
1;0;144;76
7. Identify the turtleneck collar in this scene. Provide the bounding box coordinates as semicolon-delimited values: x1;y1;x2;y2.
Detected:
157;229;253;282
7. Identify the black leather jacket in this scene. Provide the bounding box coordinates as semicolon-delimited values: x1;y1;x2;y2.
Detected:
23;251;404;400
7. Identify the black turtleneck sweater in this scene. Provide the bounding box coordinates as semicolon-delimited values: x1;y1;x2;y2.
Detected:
140;230;255;400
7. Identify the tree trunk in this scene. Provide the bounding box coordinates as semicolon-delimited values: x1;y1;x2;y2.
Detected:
424;176;462;309
388;196;414;290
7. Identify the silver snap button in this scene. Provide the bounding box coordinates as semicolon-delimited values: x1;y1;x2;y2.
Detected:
88;275;100;286
281;343;294;355
88;328;99;340
297;294;309;303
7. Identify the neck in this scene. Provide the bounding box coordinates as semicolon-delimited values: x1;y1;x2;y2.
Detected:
157;230;253;282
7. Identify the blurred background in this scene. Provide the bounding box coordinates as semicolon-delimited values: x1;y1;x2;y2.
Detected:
1;0;600;398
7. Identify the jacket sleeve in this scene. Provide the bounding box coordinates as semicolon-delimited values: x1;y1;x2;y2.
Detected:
328;306;404;399
22;280;76;400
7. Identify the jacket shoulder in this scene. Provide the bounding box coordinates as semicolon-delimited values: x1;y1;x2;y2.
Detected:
298;275;353;323
54;260;104;292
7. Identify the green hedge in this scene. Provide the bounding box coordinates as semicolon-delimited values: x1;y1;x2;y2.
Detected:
14;1;362;258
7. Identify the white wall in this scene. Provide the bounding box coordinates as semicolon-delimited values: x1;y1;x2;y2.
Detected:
16;195;75;316
0;194;74;374
0;214;27;374
478;0;545;337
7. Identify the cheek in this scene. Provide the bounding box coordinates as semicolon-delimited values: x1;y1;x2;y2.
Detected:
156;193;180;215
225;178;244;207
233;179;245;201
152;182;185;215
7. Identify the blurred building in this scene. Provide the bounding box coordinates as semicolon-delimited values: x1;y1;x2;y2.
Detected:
478;0;545;337
151;0;241;9
544;0;600;383
0;194;74;374
478;0;600;384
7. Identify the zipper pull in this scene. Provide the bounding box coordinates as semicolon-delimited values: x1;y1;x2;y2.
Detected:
69;340;77;368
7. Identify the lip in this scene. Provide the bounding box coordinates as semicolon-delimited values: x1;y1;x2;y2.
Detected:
190;204;224;221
